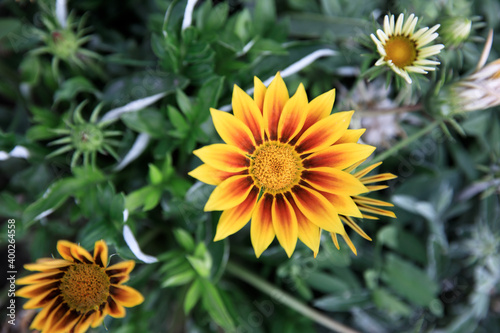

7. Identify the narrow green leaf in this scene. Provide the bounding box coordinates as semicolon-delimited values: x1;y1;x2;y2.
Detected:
184;278;202;314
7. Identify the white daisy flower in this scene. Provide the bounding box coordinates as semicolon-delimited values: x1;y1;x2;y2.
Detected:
371;13;445;84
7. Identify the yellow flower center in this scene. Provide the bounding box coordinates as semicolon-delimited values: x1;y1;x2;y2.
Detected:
384;36;417;68
60;263;110;313
250;141;303;194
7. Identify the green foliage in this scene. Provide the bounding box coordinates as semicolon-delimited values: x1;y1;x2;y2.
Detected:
1;0;500;332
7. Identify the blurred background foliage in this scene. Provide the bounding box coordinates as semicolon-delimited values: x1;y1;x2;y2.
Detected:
1;0;499;332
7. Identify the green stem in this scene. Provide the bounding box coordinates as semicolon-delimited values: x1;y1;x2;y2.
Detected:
226;261;360;333
370;120;442;165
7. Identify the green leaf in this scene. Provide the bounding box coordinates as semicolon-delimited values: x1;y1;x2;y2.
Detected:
200;279;235;331
187;255;211;278
125;186;162;212
161;269;196;288
254;0;276;36
22;167;106;228
314;290;371;311
173;228;195;252
381;253;439;307
54;77;97;103
196;76;224;120
19;55;41;84
377;226;427;265
287;13;370;39
102;72;188;105
121;108;169;138
304;271;350;293
372;288;413;317
184;278;202;314
148;164;163;185
176;89;194;120
167;105;189;133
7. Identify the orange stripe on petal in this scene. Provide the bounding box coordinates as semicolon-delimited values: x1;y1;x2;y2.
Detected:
232;84;264;145
254;76;267;113
340;216;372;241
272;194;298;258
51;310;81;333
288;197;320;257
263;72;289;140
106;260;135;277
106;296;126;318
188;164;242;186
193;144;249;172
93;240;108;268
70;244;94;264
17;280;59;299
110;285;144;307
24;259;72;272
278;83;308;143
57;240;76;261
335;128;366;144
204;175;254;211
295;111;354;154
299;88;336;137
321;191;363;218
21;288;59;309
360;173;398;184
30;296;59;330
290;185;345;234
210;108;256;153
73;312;95;333
303;143;375;169
17;271;64;285
214;187;259;241
302;167;368;196
251;193;275;258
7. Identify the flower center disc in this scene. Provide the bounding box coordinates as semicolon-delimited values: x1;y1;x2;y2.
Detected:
60;263;110;313
384;36;417;68
250;142;303;193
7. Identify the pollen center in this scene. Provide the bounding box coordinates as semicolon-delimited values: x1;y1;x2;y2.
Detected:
60;263;110;313
384;36;417;68
250;141;303;193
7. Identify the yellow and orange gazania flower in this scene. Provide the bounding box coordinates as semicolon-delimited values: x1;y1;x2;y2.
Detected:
189;73;396;258
17;240;143;333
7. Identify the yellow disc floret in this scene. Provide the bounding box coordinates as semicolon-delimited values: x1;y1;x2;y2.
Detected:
60;263;110;313
250;141;303;194
384;36;418;68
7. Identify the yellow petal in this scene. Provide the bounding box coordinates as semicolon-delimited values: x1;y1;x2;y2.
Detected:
253;76;267;113
24;259;72;272
335;128;366;144
290;185;345;234
295;111;354;154
93;240;108;268
289;197;321;257
277;83;308;143
188;164;242;186
193;144;249;172
214;187;259;241
298;88;335;137
251;193;276;258
57;240;77;261
263;72;289;140
106;260;135;277
211;108;256;153
321;192;363;218
70;243;94;264
232;84;265;144
110;285;144;307
303;143;375;170
302;167;368;196
272;194;298;258
204;175;254;211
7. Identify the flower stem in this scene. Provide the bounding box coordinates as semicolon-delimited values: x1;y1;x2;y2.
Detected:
225;261;360;333
370;120;442;164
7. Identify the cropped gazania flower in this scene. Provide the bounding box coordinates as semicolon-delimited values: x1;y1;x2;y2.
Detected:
189;73;396;257
17;240;143;333
371;13;444;84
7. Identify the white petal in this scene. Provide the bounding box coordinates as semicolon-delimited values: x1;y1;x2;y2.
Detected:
182;0;199;30
123;225;158;263
100;92;166;123
395;14;404;35
114;133;150;171
55;0;67;28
